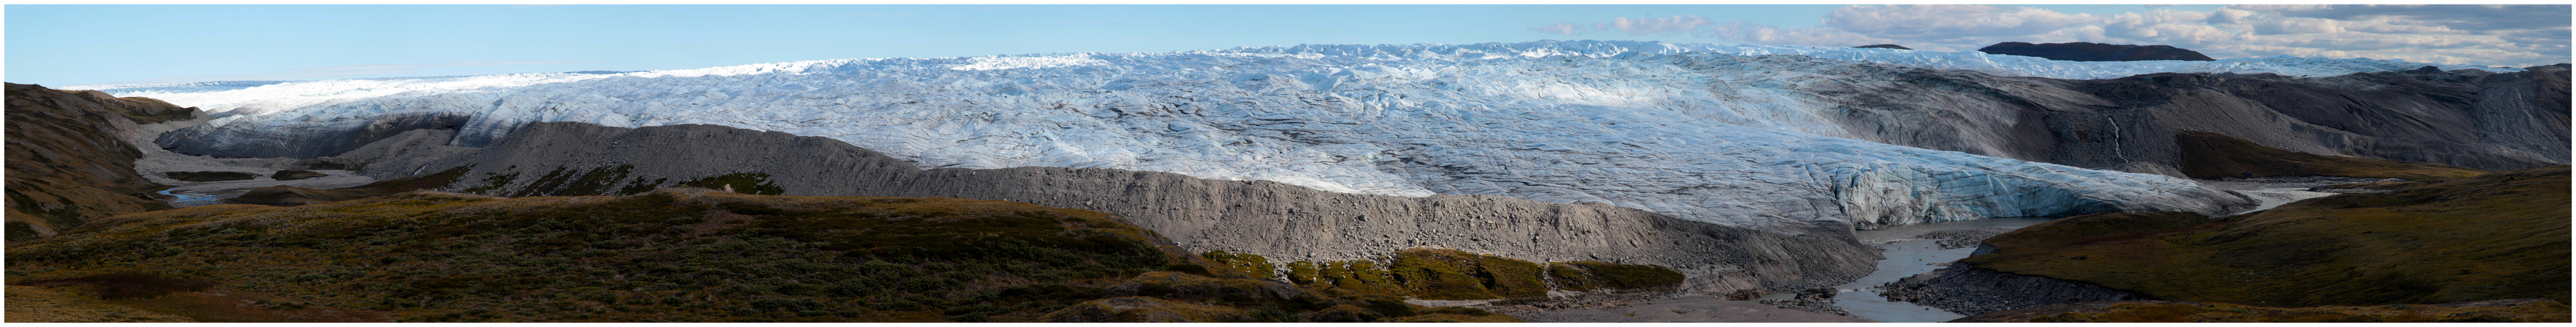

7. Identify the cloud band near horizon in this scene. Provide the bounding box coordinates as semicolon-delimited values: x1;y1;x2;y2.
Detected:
1534;5;2571;67
83;61;600;86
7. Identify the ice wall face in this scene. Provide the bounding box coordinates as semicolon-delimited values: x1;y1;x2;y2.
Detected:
111;41;2302;229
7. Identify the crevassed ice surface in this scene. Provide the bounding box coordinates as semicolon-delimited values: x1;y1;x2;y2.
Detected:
84;40;2455;228
80;41;2516;117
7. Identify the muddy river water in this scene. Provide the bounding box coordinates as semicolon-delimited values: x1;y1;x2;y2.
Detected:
156;169;375;207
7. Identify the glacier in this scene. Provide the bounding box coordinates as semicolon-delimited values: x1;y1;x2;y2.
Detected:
97;40;2503;228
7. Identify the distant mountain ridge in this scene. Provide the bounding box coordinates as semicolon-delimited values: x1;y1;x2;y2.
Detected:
1978;42;2216;61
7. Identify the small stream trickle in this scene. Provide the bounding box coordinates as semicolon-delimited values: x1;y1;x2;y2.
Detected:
157;187;222;207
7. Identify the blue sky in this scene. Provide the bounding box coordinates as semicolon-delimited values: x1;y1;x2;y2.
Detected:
8;5;2564;86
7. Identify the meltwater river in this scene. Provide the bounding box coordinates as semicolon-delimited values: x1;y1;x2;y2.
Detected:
1793;179;2346;322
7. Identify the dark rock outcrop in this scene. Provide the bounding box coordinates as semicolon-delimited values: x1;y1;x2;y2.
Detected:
1758;287;1854;317
163;171;257;182
268;169;327;181
1917;227;2014;250
1853;44;1912;50
1977;42;2214;61
219;186;378;207
1877;264;2152;316
335;122;1883;293
4;83;192;240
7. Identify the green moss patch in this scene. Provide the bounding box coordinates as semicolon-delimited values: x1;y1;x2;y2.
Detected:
1198;250;1275;280
1559;261;1685;290
1385;249;1546;300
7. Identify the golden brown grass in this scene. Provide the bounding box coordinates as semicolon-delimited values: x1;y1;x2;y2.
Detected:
2027;300;2569;322
1965;166;2570;307
4;285;193;322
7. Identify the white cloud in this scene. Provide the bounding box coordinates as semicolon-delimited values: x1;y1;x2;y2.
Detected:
1608;15;1712;35
1824;5;2095;40
1525;5;2570;67
1531;15;1713;36
1696;21;1901;47
1531;22;1580;35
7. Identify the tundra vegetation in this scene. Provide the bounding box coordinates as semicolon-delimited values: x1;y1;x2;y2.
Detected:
1965;166;2570;308
1959;300;2569;322
7;189;1530;322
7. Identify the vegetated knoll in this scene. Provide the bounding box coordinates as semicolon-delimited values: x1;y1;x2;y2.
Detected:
1961;166;2571;307
348;122;1878;294
1954;299;2568;322
1977;42;2215;61
4;83;198;241
5;188;1515;322
2176;130;2486;180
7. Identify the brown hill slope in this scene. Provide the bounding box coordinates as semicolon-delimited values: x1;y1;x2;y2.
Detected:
2176;130;2487;180
4;83;198;241
1955;299;2567;322
1963;166;2570;307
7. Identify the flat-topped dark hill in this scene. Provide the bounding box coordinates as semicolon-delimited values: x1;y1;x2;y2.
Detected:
1978;42;2214;61
1853;44;1912;50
